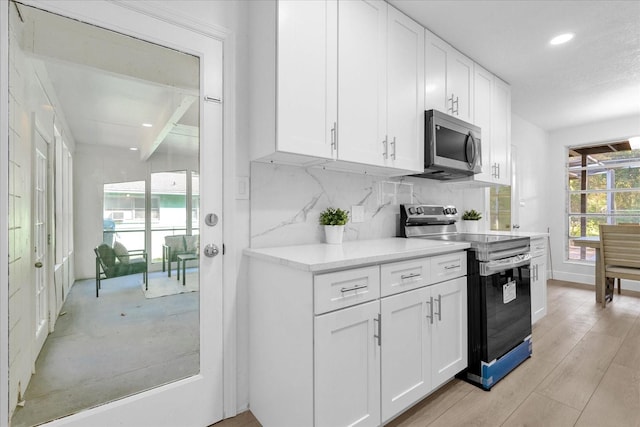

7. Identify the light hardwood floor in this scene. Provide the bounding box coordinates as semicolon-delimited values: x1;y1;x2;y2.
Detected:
213;280;640;427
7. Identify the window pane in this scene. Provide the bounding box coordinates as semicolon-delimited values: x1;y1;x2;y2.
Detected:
489;185;511;231
151;171;187;262
569;192;608;214
568;215;606;237
103;181;145;250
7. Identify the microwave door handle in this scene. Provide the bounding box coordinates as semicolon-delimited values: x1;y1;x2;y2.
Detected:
466;133;476;168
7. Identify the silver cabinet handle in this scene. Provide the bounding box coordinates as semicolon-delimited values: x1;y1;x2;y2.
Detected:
401;272;421;280
434;295;442;321
496;163;501;179
444;264;460;270
382;135;388;159
340;284;367;295
373;313;381;346
426;296;434;324
391;136;396;160
331;122;337;152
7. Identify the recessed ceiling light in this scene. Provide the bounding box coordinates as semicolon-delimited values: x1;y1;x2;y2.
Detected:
142;123;153;127
550;33;574;45
130;147;139;151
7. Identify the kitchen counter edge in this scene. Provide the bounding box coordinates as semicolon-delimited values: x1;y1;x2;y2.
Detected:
244;237;471;272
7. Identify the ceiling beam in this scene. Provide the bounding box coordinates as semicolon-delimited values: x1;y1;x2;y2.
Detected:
140;95;197;161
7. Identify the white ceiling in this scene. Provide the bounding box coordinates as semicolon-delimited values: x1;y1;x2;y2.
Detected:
18;3;200;159
389;0;640;132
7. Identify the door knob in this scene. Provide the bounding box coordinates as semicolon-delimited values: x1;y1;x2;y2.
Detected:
35;261;43;268
204;244;219;258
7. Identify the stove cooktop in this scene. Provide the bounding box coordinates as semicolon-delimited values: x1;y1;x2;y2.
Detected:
424;233;528;245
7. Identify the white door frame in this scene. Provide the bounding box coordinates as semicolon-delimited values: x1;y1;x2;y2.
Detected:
0;0;238;425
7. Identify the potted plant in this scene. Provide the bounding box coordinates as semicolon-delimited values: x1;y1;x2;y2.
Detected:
461;209;482;233
319;207;349;244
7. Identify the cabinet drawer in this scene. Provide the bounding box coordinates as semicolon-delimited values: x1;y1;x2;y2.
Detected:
530;237;547;257
314;266;380;314
430;252;467;283
380;258;430;297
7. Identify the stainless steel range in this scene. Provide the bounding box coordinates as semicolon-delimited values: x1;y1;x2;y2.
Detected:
400;204;533;390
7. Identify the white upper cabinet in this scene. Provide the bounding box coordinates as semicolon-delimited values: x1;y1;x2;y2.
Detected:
491;76;511;186
276;0;337;160
424;29;474;123
458;64;512;186
472;64;494;182
385;6;425;172
338;1;424;173
337;0;388;167
250;0;424;176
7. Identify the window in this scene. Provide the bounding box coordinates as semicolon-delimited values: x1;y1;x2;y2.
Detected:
567;141;640;261
103;181;146;251
489;185;512;231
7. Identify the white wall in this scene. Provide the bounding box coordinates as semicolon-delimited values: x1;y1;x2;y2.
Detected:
548;115;640;289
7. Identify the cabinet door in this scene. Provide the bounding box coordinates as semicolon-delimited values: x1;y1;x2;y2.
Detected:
381;287;431;422
491;76;511;185
424;29;448;113
472;64;493;181
531;254;547;324
277;0;337;159
386;6;424;172
338;0;387;166
430;276;467;389
447;49;474;123
315;301;381;427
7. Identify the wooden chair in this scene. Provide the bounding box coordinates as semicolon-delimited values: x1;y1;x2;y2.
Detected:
598;225;640;307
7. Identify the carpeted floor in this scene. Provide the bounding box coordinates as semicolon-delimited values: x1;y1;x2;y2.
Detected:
10;270;200;427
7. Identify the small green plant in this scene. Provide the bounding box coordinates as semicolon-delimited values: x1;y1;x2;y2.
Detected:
462;209;482;221
319;207;349;226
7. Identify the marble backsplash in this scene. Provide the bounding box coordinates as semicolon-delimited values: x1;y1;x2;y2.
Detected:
250;162;485;248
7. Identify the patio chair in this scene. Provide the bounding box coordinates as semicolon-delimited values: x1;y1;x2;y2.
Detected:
598;224;640;307
94;241;148;297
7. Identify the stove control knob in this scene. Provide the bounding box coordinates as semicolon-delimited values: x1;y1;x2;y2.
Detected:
408;207;416;215
443;207;451;215
416;206;424;214
452;207;457;215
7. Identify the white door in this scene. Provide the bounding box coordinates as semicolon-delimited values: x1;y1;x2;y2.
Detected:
33;124;50;360
386;6;424;173
277;0;337;159
430;277;467;389
380;287;430;423
315;301;381;427
338;0;387;166
21;3;225;426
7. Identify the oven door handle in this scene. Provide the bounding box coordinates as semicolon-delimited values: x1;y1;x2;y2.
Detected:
480;254;531;276
487;246;531;260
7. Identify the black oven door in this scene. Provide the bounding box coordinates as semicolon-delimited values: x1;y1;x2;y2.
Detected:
480;265;532;362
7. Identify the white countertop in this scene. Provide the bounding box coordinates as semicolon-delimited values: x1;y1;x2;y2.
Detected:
244;237;471;272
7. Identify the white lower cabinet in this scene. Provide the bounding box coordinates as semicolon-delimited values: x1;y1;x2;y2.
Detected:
315;301;381;427
380;276;467;423
381;287;431;421
530;237;548;324
430;277;468;389
249;252;468;427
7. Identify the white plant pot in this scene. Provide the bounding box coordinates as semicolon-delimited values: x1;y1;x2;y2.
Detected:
463;220;479;233
324;225;345;244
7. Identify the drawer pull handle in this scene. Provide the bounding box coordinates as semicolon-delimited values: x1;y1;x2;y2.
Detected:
340;284;368;295
444;264;460;270
401;273;421;280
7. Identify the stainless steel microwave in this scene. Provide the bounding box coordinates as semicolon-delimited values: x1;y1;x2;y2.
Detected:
414;109;482;180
